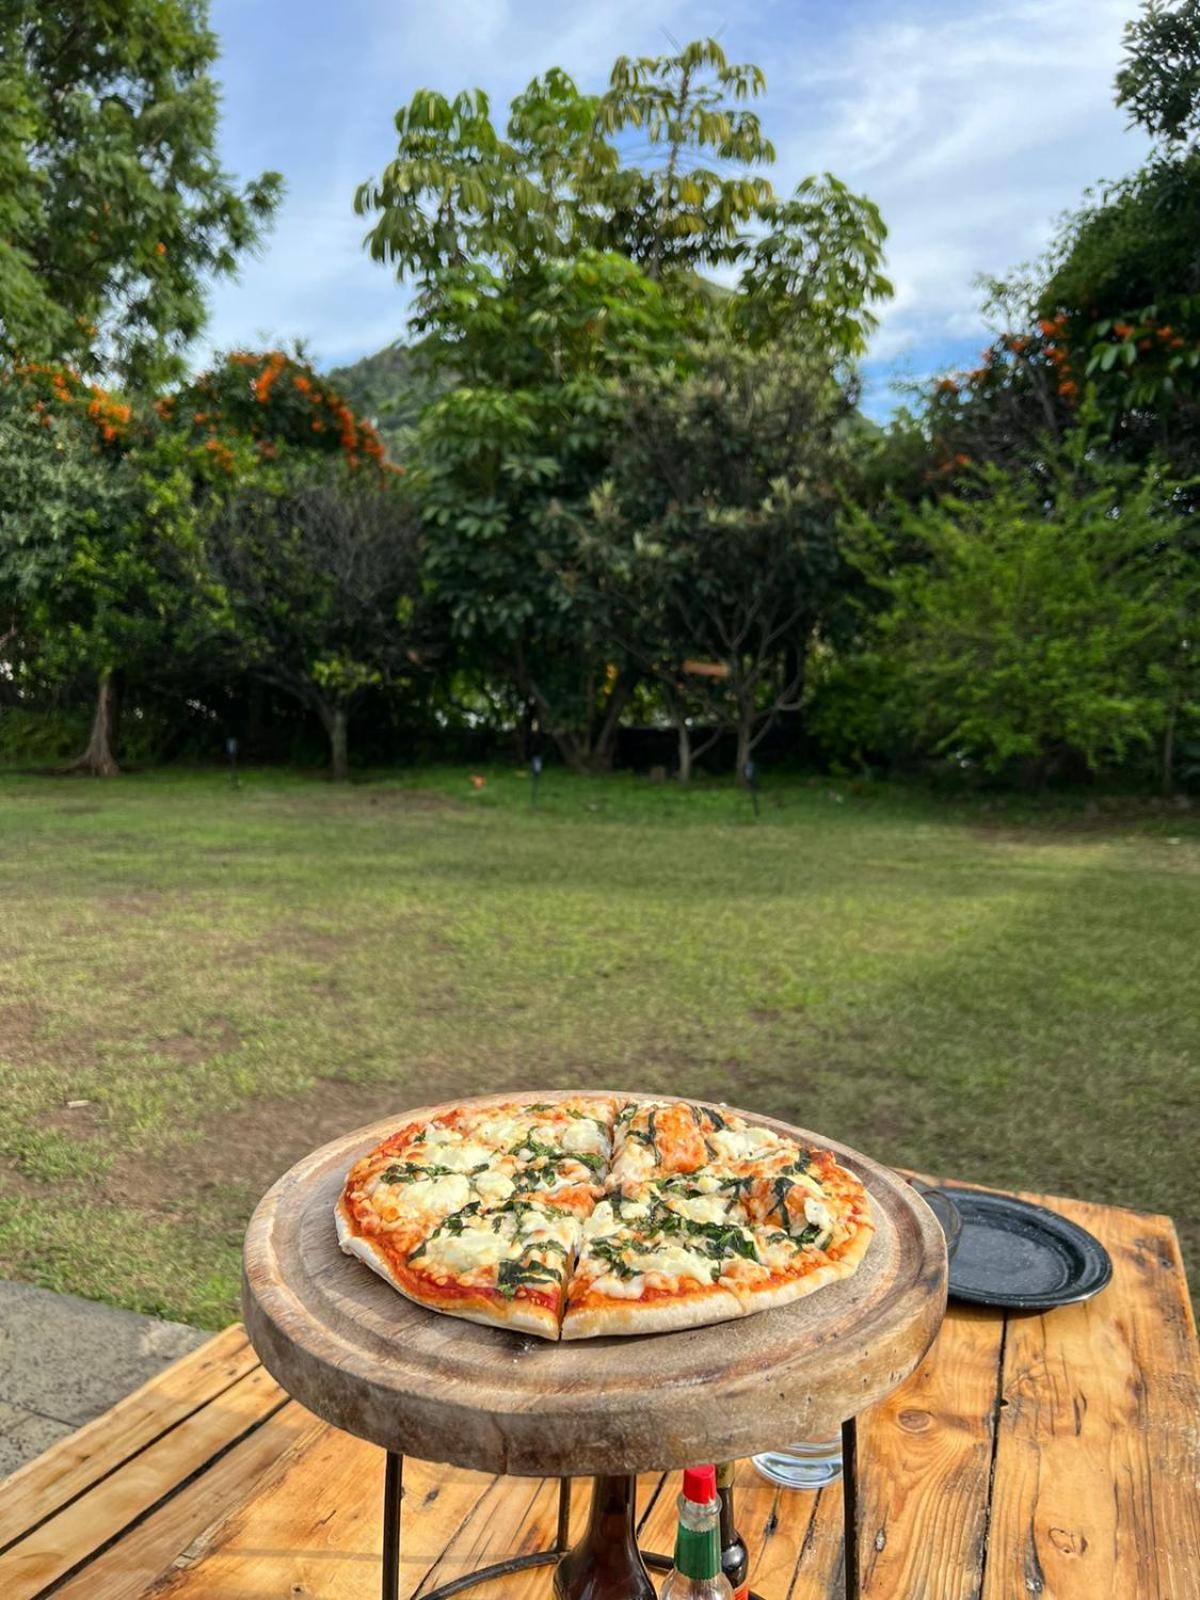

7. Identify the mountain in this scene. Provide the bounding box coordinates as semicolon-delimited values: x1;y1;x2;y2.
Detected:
325;343;435;459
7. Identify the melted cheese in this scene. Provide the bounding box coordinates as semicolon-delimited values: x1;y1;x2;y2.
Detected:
420;1227;512;1275
707;1125;777;1163
401;1173;471;1217
520;1211;579;1251
561;1119;607;1157
474;1170;516;1206
588;1272;647;1299
628;1244;715;1283
804;1196;833;1232
584;1201;618;1240
431;1141;493;1173
757;1233;802;1269
478;1114;531;1149
663;1192;729;1226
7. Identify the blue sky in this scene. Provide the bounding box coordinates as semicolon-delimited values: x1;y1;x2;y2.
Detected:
206;0;1148;416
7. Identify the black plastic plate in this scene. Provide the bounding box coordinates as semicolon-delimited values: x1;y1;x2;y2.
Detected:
937;1187;1113;1310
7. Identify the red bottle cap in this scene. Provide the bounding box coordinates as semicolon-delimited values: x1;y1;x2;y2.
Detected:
682;1464;717;1503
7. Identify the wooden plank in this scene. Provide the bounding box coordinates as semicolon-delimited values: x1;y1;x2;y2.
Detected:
52;1402;321;1600
983;1198;1200;1600
413;1470;556;1595
0;1363;285;1600
785;1484;846;1600
0;1323;258;1552
154;1425;496;1600
852;1306;1004;1599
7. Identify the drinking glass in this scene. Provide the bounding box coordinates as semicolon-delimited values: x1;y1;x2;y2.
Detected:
751;1438;843;1489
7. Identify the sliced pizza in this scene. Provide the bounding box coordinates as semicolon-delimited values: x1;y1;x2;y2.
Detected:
336;1095;873;1340
560;1188;748;1339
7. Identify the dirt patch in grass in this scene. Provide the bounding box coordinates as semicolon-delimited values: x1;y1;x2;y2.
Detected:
156;1017;241;1065
42;1100;106;1139
0;1000;46;1055
102;1070;479;1222
99;891;167;918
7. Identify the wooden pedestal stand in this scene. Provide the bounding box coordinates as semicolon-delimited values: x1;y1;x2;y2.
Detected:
243;1093;947;1599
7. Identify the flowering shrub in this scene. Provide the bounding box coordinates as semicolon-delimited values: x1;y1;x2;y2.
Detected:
4;362;138;451
172;350;393;474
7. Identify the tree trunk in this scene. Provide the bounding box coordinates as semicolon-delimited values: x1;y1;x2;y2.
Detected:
547;674;635;774
736;711;754;784
322;705;349;782
676;718;693;783
1161;703;1176;799
69;671;121;776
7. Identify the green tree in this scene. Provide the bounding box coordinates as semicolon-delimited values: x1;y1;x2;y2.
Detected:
0;2;280;388
0;366;214;773
1116;0;1200;144
587;342;851;779
359;39;889;766
413;251;678;771
206;467;427;781
844;442;1200;789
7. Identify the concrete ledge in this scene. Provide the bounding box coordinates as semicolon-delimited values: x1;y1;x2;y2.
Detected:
0;1279;207;1475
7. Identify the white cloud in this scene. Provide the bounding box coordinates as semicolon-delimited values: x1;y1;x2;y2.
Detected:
203;0;1153;396
767;0;1149;372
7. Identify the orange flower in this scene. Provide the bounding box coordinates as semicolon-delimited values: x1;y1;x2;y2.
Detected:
1058;379;1078;398
1038;318;1057;337
155;242;166;256
293;375;311;393
1112;321;1134;339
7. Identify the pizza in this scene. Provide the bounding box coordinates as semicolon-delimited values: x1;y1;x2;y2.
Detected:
335;1096;874;1341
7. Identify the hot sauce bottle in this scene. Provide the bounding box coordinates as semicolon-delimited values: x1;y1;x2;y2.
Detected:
716;1461;750;1600
660;1465;734;1599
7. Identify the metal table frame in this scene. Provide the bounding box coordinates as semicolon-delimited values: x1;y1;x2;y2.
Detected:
378;1420;859;1599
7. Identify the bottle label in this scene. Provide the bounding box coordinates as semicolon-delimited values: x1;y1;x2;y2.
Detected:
732;1586;749;1600
674;1525;721;1580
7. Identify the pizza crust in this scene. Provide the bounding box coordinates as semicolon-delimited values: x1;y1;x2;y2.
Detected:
561;1283;745;1340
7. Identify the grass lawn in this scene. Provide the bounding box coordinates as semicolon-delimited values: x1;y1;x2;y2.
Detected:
0;764;1196;1326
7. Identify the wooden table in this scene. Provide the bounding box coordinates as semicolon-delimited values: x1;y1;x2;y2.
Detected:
1;1182;1196;1599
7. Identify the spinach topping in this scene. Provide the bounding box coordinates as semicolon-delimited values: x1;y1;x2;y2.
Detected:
769;1175;796;1224
624;1107;660;1162
515;1135;562;1162
437;1201;484;1236
496;1256;561;1299
650;1205;760;1263
589;1238;638;1279
381;1160;488;1185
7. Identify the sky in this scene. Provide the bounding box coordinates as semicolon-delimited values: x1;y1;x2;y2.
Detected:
206;0;1150;417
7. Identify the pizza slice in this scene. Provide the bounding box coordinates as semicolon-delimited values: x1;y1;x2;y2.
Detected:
560;1183;760;1339
337;1190;584;1339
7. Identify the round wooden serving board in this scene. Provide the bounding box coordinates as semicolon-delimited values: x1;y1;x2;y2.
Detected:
242;1091;947;1476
